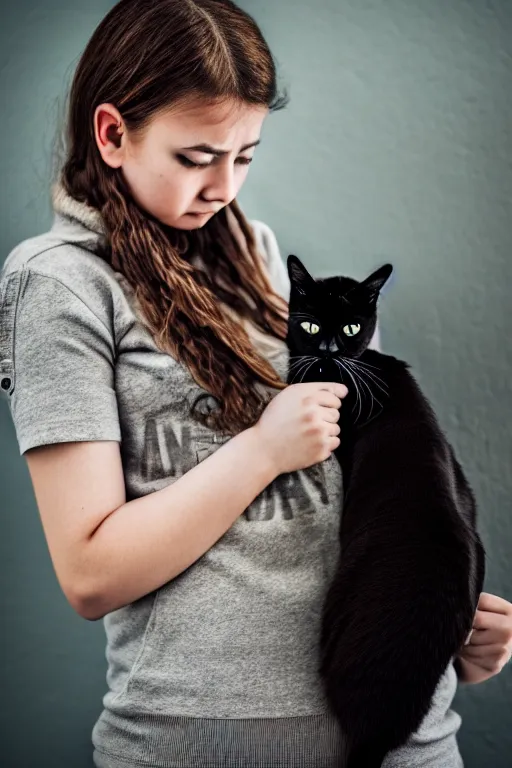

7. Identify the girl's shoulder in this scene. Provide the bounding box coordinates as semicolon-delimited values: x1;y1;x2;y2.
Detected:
1;219;127;338
250;219;279;264
250;219;290;301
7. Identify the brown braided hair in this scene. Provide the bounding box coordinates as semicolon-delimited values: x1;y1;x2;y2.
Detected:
56;0;290;435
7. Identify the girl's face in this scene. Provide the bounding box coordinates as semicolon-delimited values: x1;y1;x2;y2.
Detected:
94;97;268;229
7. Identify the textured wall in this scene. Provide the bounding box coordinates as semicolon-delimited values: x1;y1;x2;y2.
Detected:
0;0;511;766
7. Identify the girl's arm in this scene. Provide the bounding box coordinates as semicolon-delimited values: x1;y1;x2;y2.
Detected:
25;426;277;621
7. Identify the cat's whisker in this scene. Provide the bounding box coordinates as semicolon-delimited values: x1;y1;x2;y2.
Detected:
340;362;364;423
350;367;382;420
288;364;308;383
342;363;377;421
288;356;316;373
343;358;386;391
298;358;320;384
344;355;386;379
350;362;388;405
288;354;317;365
289;356;319;384
343;361;385;416
335;359;363;422
356;363;389;393
288;356;318;380
344;359;388;396
351;369;388;402
333;359;357;415
351;359;381;372
289;354;320;365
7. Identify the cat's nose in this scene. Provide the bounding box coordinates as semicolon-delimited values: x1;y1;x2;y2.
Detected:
319;339;339;355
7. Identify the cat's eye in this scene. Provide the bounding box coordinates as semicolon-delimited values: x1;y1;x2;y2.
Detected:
300;321;320;335
343;323;361;337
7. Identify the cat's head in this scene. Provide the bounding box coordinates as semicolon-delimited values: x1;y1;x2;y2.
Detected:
286;255;393;424
286;254;392;359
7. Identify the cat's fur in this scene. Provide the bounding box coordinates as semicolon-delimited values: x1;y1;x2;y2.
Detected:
285;255;485;768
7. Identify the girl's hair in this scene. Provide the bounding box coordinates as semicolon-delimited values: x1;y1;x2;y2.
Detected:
58;0;290;435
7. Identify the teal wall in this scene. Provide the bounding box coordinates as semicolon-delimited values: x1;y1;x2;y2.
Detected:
1;1;510;765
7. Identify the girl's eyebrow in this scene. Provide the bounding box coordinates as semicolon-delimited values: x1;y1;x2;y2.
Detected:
182;139;261;156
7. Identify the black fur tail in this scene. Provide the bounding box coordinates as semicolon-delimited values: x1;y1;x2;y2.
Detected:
320;350;485;768
343;739;388;768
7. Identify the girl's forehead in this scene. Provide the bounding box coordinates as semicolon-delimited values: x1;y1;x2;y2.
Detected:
151;98;268;138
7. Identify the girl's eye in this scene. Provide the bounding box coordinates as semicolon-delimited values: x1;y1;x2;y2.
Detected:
177;155;253;169
177;155;207;169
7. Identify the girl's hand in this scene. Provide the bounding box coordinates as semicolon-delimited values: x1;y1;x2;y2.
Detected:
456;593;512;684
254;381;347;475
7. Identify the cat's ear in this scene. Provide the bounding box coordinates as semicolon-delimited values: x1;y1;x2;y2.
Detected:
360;263;393;302
287;255;317;296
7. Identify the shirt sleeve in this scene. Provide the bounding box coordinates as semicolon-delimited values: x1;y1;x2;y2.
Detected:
383;662;463;768
0;266;121;456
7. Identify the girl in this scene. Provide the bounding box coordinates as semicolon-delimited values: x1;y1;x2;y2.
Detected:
0;1;510;766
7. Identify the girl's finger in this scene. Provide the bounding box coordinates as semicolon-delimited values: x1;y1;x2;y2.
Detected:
477;593;512;615
468;627;507;646
460;642;505;660
472;610;512;633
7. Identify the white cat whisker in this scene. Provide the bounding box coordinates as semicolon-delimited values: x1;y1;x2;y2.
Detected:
298;358;320;383
343;360;385;415
289;356;319;384
288;355;316;372
347;365;382;418
334;359;363;422
344;358;388;396
351;359;381;372
288;356;318;380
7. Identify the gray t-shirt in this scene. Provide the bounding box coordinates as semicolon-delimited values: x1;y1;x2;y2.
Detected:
0;186;463;768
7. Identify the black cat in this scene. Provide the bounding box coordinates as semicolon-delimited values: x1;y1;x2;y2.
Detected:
285;254;485;768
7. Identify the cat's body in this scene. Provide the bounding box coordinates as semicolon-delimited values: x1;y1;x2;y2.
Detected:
285;256;485;768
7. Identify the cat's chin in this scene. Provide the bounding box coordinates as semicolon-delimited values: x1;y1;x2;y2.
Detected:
288;355;343;385
315;357;342;382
